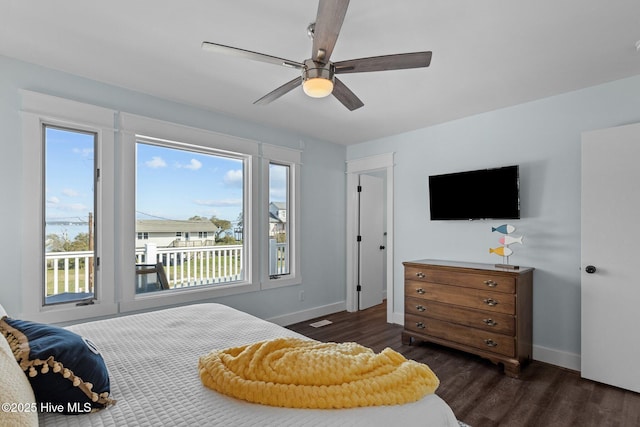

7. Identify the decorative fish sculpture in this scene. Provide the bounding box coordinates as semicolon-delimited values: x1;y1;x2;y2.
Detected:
489;247;513;257
499;235;524;246
492;224;516;235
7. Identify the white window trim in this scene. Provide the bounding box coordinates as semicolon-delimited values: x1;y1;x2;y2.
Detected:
261;144;302;289
118;113;261;313
20;91;117;323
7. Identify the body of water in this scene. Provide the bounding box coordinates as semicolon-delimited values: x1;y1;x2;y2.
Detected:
45;222;89;241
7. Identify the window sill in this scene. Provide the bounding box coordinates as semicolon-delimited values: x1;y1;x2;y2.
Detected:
261;275;302;290
119;281;260;313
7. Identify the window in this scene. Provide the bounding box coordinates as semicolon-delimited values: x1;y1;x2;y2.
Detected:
262;145;301;288
269;163;290;277
134;140;245;292
118;112;261;312
21;90;117;323
44;126;97;305
22;94;300;321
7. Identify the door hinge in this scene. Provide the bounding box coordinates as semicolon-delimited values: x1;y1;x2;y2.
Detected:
357;185;362;192
96;168;100;179
357;235;362;242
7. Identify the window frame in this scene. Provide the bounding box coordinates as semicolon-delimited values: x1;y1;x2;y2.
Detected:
21;91;117;323
118;113;261;313
42;124;99;306
261;144;301;289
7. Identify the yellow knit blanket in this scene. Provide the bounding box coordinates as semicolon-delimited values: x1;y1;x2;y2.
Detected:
198;337;439;409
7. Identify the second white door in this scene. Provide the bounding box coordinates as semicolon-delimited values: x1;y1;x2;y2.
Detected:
581;122;640;393
358;174;384;310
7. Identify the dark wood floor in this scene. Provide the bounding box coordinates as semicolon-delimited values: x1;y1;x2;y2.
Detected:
286;303;640;427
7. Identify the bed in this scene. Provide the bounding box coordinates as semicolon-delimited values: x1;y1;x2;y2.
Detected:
3;303;458;426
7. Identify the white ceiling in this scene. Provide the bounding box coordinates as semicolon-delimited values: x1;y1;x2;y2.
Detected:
2;1;639;145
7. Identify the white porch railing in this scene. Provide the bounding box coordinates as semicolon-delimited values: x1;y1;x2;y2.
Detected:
135;244;244;288
46;241;289;297
46;250;94;295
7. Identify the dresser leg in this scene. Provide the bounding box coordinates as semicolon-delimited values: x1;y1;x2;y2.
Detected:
503;362;521;378
401;331;414;345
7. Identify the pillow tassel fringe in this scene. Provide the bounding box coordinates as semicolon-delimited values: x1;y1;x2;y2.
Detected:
1;325;117;410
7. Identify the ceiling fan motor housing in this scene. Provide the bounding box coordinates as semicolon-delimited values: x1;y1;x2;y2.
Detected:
302;59;335;97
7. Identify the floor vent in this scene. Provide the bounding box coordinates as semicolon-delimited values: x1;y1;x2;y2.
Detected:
309;319;333;328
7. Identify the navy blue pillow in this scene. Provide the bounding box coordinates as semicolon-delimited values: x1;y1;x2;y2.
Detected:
0;317;115;414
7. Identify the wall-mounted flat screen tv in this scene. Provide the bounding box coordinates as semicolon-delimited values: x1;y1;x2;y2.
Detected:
429;165;520;220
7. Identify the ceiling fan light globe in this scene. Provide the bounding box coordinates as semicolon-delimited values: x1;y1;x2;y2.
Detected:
303;78;334;98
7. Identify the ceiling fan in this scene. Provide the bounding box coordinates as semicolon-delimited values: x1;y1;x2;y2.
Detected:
201;0;432;111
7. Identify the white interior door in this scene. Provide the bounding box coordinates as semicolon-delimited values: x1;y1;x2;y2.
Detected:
358;174;384;310
581;122;640;393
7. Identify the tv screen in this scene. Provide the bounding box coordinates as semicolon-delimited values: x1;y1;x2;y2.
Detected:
429;165;520;220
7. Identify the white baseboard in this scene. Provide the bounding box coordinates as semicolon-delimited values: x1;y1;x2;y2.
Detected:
532;344;581;371
267;301;346;327
391;311;404;325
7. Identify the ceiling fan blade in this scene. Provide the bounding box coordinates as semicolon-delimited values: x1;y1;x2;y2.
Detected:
311;0;350;63
334;51;432;74
253;77;302;105
332;77;364;111
202;41;304;69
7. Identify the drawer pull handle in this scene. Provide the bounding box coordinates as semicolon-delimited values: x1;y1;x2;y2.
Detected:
483;319;497;327
415;272;426;279
416;288;426;295
416;305;426;312
416;322;425;329
484;339;498;347
483;298;499;306
484;280;497;287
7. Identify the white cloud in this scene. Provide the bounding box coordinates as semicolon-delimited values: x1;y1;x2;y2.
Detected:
183;159;202;171
68;203;88;211
62;188;79;197
224;169;243;187
145;156;167;168
47;196;60;205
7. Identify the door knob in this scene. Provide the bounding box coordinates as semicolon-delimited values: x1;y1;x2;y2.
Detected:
585;265;597;274
379;245;385;250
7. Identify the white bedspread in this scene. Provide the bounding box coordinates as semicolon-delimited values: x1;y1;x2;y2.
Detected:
40;303;458;426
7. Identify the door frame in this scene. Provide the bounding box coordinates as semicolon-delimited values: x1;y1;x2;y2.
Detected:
346;153;394;323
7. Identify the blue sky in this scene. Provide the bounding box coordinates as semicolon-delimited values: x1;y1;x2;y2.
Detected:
45;127;96;224
45;127;286;229
136;142;244;222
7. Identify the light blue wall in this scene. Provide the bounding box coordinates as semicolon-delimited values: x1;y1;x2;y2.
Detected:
0;55;346;321
347;75;640;365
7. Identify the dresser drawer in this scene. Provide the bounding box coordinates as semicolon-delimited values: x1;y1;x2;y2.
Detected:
405;297;515;335
405;314;515;357
404;266;515;294
405;281;515;314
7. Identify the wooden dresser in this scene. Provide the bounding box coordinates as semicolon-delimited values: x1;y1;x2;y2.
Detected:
402;259;533;377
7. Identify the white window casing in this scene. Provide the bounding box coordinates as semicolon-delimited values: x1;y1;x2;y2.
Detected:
118;113;261;312
261;144;302;289
21;90;117;323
